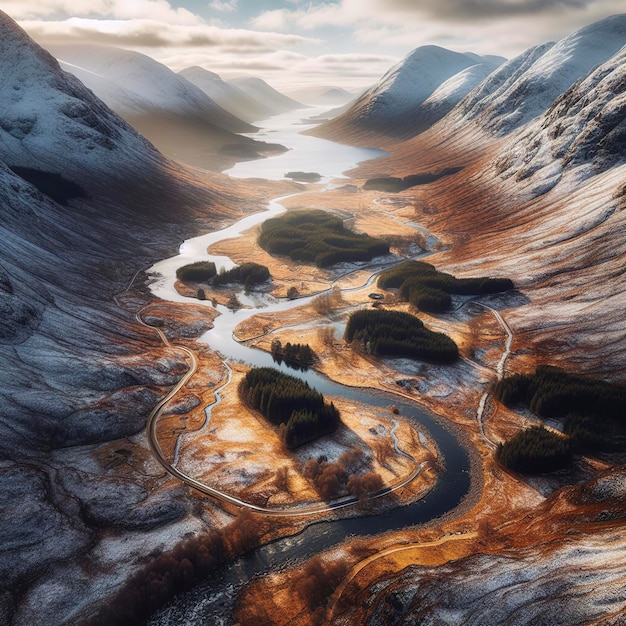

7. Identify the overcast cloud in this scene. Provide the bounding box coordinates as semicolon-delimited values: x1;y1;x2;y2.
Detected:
6;0;625;90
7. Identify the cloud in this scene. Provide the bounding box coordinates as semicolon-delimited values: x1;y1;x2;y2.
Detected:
153;48;397;91
209;0;238;12
22;17;317;49
251;4;347;31
361;0;591;20
2;0;201;24
251;0;598;32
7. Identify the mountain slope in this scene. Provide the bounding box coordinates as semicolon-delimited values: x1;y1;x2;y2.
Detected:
494;44;626;192
179;66;275;122
48;44;286;170
230;76;306;114
0;28;166;192
49;44;253;133
334;32;626;626
447;14;626;136
0;11;266;625
349;469;626;626
310;46;500;143
352;35;626;376
289;85;354;106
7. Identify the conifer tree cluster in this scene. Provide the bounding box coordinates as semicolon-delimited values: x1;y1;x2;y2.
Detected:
495;366;626;471
495;365;625;452
176;261;217;283
271;339;316;370
496;426;572;473
378;260;513;313
213;262;270;289
259;209;389;268
345;309;459;363
176;261;270;290
239;367;340;449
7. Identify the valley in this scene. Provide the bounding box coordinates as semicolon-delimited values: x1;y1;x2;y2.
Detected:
1;7;625;626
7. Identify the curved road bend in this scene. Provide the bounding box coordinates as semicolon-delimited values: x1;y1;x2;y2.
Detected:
472;303;514;449
134;307;427;517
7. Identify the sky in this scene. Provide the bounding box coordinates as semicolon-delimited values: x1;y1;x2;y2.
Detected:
5;0;625;92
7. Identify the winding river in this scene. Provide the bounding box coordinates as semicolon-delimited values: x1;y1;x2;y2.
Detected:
147;109;473;625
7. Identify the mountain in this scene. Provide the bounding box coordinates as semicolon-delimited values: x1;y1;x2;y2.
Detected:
50;44;253;133
449;13;626;135
351;468;626;625
230;76;306;115
0;11;251;625
494;43;626;193
314;16;626;145
334;22;626;624
179;66;275;123
49;44;286;170
352;26;626;376
288;86;354;106
311;45;502;143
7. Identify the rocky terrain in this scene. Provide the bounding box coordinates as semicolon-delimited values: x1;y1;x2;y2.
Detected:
341;469;626;625
0;10;291;624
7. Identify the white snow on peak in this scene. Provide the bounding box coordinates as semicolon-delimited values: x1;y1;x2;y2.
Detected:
455;14;626;134
494;43;626;196
49;44;254;133
422;62;500;109
313;45;504;140
0;12;161;184
362;45;482;115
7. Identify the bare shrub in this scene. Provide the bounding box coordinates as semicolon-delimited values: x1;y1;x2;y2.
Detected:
317;324;336;347
312;292;332;315
312;287;343;315
227;509;264;554
317;463;347;500
227;293;241;310
346;472;384;501
302;456;347;500
373;438;394;466
294;555;350;611
338;446;365;474
273;465;290;492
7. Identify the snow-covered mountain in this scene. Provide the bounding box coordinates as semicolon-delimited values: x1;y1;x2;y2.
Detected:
312;45;503;142
50;44;253;133
314;15;626;145
230;76;306;114
352;22;626;376
494;43;626;195
0;28;166;191
48;44;286;170
289;85;354;106
451;13;626;135
0;11;242;624
179;66;275;122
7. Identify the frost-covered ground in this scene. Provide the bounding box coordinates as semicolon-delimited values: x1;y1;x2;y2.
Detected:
0;11;242;625
357;527;626;626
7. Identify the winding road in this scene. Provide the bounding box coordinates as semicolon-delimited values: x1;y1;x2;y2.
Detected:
473;303;514;450
131;302;426;517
